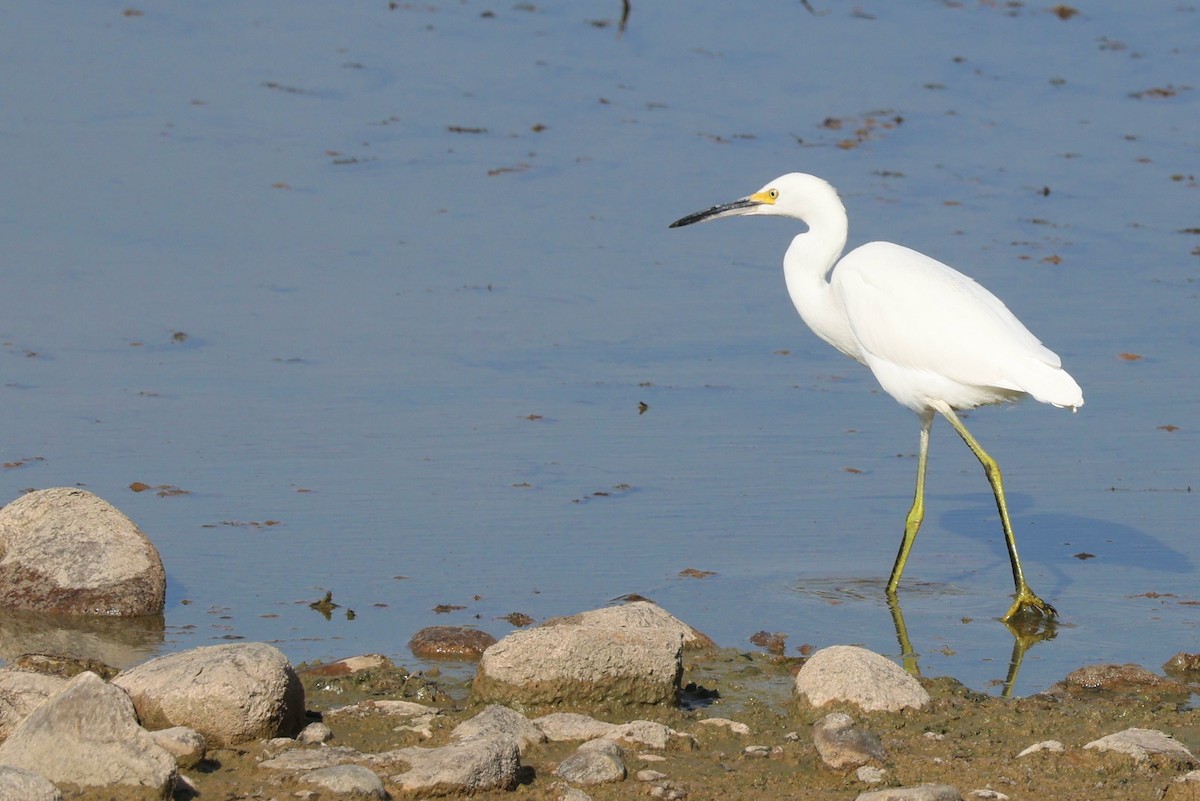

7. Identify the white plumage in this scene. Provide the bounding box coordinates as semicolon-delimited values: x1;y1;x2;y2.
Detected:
670;172;1082;623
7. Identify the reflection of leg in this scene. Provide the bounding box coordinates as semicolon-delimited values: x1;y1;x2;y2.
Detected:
887;594;919;677
887;410;933;595
934;403;1056;622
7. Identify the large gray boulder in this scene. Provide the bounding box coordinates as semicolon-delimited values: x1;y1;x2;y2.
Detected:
0;488;165;616
473;603;684;706
112;642;306;746
0;671;176;799
795;645;930;713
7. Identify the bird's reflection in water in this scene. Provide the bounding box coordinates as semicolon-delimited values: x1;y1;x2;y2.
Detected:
795;577;1057;698
887;593;1057;698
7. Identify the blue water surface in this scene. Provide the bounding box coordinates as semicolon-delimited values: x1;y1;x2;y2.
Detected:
0;1;1196;694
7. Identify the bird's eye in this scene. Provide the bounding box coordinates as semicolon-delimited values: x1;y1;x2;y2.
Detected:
768;189;779;200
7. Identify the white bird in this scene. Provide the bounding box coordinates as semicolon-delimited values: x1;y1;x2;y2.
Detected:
670;173;1082;623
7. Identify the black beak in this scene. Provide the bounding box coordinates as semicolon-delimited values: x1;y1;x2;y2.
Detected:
669;197;762;228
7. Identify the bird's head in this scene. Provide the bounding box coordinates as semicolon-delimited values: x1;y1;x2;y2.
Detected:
669;172;842;228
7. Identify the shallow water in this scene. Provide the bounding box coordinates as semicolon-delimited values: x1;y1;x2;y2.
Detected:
0;1;1197;694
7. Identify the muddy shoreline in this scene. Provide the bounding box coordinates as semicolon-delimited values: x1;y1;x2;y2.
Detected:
131;647;1200;801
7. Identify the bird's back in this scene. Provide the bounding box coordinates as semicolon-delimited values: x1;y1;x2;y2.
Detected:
829;241;1083;412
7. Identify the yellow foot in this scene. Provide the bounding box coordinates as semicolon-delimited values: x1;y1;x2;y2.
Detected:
1002;587;1057;624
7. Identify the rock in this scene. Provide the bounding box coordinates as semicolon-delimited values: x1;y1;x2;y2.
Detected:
149;726;206;769
535;712;619;742
112;642;306;746
0;765;62;801
1083;727;1197;765
297;721;333;744
1165;771;1200;801
451;704;546;754
10;653;119;680
795;645;930;712
1062;663;1186;693
812;712;886;768
300;764;387;798
259;746;363;772
555;783;593;801
473;604;683;706
0;668;67;741
0;487;166;616
1016;740;1064;757
855;784;963;801
540;601;716;650
638;769;669;781
857;765;887;784
649;779;689;800
409;626;498;660
301;653;394;677
967;791;1009;800
555;738;626;785
1164;652;1200;674
389;734;520;794
0;671;176;798
696;717;751;735
604;719;678;749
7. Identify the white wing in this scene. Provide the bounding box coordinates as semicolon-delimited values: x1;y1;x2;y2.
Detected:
830;241;1081;409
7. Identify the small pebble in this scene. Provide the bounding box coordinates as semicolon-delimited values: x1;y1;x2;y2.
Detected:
297;722;333;744
856;765;887;784
637;769;668;782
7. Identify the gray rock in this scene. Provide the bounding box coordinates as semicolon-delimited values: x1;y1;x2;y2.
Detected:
555;738;626;785
0;765;62;801
0;487;166;616
473;604;683;706
0;668;66;740
389;733;521;794
604;720;678;749
648;779;689;800
555;784;594;801
1016;740;1063;757
855;784;963;801
1083;727;1197;764
112;642;306;746
795;645;930;712
0;671;176;798
451;704;546;754
813;712;886;768
297;721;333;744
259;745;363;771
535;712;619;742
149;726;206;769
541;601;715;650
300;764;387;798
857;765;887;784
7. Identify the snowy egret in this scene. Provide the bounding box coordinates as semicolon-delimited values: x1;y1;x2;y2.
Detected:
669;173;1082;623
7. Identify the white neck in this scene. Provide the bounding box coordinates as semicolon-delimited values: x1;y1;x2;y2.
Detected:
781;200;861;361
